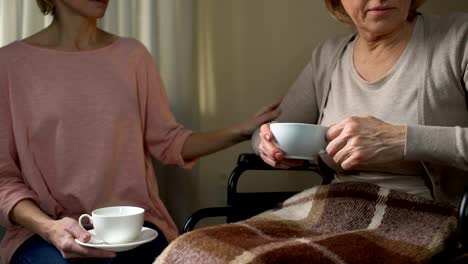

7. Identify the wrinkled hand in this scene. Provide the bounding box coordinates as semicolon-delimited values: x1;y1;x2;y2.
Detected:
42;217;115;259
325;116;405;171
258;123;305;169
238;98;282;138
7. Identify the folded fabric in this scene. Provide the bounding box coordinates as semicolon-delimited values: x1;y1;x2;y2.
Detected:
155;182;459;264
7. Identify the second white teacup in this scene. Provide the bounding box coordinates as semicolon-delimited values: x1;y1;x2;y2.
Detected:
79;206;144;244
270;122;327;161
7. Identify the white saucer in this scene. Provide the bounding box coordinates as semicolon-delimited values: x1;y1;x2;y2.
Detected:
75;227;158;252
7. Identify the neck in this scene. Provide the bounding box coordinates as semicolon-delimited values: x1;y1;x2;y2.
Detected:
352;19;417;82
356;20;415;53
46;13;101;51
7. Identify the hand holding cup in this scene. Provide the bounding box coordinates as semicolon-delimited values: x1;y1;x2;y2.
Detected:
78;206;144;245
259;123;327;168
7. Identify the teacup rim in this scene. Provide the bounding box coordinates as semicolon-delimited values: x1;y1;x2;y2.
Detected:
270;122;325;127
92;206;145;217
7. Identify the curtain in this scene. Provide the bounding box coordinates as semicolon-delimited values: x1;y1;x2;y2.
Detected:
0;0;197;229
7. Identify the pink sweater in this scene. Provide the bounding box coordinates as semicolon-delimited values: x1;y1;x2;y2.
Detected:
0;38;193;263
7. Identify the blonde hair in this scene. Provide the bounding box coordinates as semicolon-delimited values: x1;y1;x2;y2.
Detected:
36;0;55;15
324;0;427;25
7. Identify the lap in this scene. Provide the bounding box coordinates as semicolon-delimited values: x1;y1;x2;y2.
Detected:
156;183;459;264
11;222;167;264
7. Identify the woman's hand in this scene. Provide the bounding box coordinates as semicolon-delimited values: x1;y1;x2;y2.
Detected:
325;116;405;171
182;98;283;161
42;217;116;259
258;123;305;169
10;200;116;259
238;98;282;139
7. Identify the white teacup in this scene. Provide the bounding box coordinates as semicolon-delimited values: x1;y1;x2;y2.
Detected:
78;206;144;244
270;123;327;161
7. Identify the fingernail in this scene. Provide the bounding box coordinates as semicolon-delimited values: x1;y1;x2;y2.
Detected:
275;153;282;160
266;134;271;141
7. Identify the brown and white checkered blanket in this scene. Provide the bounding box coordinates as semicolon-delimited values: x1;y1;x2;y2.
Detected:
155;182;459;264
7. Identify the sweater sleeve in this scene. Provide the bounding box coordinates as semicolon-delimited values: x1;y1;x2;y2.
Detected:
0;64;38;227
405;13;468;170
251;57;319;154
135;46;195;169
251;35;348;154
274;61;320;124
266;34;351;127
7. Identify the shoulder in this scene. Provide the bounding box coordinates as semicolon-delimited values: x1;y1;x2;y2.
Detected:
114;37;156;69
115;38;159;74
308;33;354;71
117;37;147;50
422;12;468;28
312;33;354;58
421;12;468;40
0;41;27;65
116;37;153;61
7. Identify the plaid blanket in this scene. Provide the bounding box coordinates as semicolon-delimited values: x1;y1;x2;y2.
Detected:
155;182;460;264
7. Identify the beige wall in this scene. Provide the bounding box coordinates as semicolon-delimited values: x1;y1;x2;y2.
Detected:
192;0;468;223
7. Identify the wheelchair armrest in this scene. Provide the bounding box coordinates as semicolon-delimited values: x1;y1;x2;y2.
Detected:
228;154;326;202
183;207;231;233
236;153;316;170
458;189;468;249
235;153;333;184
237;153;281;170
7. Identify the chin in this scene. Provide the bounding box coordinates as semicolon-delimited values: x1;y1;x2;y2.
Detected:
79;11;106;19
91;11;107;18
364;20;400;35
87;0;109;17
59;0;109;18
83;7;108;18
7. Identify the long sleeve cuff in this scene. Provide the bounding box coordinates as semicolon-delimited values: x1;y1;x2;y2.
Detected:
1;193;37;228
405;125;457;166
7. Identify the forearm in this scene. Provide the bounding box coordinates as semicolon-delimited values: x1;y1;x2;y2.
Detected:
10;199;54;238
182;125;249;161
181;97;282;161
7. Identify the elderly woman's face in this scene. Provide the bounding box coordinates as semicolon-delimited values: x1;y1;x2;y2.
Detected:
340;0;412;35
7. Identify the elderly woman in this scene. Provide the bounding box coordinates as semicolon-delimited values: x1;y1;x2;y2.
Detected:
0;0;281;263
255;0;468;205
153;1;468;263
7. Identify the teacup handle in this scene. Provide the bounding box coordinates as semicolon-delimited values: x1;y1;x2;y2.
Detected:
318;150;360;175
318;150;342;172
78;214;93;232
